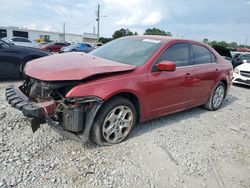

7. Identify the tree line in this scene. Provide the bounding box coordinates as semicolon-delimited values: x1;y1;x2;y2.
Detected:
99;28;172;44
202;38;249;49
99;28;249;49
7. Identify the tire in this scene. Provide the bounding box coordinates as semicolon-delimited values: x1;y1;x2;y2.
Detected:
47;48;52;53
203;82;226;111
72;49;76;52
90;97;137;146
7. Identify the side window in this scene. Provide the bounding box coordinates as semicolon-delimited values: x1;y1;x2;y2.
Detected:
12;38;30;42
192;44;215;64
12;38;18;42
155;43;191;70
23;38;31;43
81;44;86;48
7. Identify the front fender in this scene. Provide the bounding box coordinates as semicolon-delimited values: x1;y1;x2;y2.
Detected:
65;75;147;120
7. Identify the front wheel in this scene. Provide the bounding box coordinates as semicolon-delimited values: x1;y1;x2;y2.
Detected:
90;97;137;146
203;82;226;111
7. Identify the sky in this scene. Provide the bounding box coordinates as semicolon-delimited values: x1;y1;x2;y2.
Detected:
0;0;250;44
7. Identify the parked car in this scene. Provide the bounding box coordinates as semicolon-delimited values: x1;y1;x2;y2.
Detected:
232;60;250;86
231;53;250;68
36;41;49;48
2;37;36;48
41;42;70;53
0;39;50;79
60;43;94;53
6;36;232;145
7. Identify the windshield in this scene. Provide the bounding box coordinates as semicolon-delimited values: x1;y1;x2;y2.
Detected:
90;37;163;66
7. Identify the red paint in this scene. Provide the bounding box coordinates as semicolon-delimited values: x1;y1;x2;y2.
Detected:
25;36;233;123
156;61;176;71
24;53;136;81
41;42;69;53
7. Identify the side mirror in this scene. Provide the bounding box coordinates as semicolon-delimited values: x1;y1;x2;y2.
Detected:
156;61;176;71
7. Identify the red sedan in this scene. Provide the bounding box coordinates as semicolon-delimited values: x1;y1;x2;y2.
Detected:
41;42;70;53
6;36;233;145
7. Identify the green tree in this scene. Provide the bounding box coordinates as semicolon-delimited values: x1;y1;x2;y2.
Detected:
229;42;238;49
144;28;172;36
99;37;113;44
202;38;209;43
112;28;135;39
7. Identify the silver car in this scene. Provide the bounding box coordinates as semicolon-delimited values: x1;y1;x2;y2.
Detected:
2;37;36;48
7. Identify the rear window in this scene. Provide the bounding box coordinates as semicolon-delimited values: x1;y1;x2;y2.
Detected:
156;43;191;67
192;44;216;64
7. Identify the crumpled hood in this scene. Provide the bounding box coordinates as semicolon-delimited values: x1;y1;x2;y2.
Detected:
237;62;250;71
24;52;136;81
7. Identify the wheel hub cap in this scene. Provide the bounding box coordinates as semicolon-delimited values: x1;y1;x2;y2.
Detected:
102;105;133;143
213;85;225;109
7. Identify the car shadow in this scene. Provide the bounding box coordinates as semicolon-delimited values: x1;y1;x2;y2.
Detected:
130;94;238;140
232;83;250;89
85;94;238;149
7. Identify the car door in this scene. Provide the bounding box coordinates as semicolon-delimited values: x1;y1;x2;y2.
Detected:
146;42;194;119
54;43;62;52
78;44;86;52
191;44;220;104
0;41;21;78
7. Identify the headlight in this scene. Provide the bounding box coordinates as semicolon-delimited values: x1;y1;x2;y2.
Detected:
234;68;240;74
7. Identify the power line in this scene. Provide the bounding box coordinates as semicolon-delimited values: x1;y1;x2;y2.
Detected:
66;19;95;29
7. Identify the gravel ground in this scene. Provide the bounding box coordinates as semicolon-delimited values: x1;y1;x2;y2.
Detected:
0;80;249;188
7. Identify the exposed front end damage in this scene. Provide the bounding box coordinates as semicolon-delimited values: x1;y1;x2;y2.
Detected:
5;77;103;141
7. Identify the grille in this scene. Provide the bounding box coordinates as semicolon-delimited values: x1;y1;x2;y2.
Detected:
240;71;250;78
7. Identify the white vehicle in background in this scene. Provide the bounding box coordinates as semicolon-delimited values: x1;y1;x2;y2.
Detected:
233;59;250;86
2;37;36;48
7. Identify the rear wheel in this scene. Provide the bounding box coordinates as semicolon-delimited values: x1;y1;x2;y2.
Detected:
203;82;226;111
90;97;137;146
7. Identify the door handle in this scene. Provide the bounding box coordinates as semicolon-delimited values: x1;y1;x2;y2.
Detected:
185;73;191;76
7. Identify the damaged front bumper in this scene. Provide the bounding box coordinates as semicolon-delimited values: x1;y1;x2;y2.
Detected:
5;84;103;141
6;85;56;118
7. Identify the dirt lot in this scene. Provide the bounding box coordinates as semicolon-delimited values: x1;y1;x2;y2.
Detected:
0;81;249;188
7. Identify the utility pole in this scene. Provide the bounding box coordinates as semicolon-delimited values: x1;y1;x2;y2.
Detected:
63;22;66;42
96;4;100;42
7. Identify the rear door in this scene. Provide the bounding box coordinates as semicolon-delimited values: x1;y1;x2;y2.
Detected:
191;44;220;104
146;42;194;119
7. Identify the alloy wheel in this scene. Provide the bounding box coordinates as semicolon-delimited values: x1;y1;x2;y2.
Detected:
102;105;134;144
212;85;225;109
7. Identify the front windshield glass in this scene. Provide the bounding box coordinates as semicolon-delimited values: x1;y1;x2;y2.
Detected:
90;37;163;66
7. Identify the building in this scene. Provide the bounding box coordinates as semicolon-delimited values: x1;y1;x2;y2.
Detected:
0;26;98;44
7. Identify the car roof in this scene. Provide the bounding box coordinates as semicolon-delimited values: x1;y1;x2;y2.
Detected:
124;35;202;44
